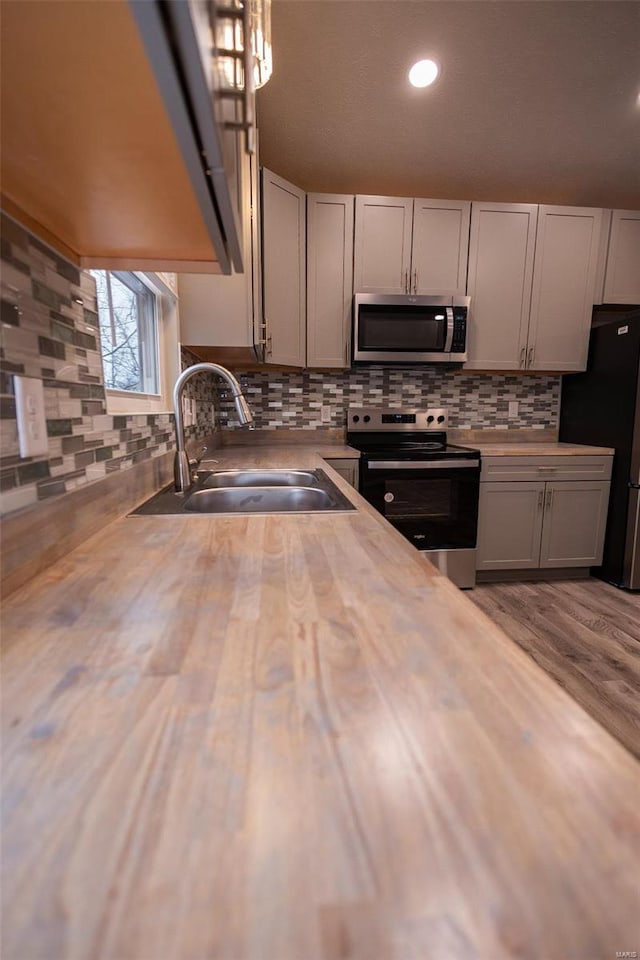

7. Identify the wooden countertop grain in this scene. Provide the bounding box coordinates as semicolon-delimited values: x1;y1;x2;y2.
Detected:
1;445;638;960
470;442;615;456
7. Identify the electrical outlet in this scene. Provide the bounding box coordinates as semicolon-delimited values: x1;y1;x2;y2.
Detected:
14;376;49;458
321;405;331;424
508;401;519;418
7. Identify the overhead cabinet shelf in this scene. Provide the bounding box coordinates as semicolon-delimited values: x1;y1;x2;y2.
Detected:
353;196;470;296
0;0;245;273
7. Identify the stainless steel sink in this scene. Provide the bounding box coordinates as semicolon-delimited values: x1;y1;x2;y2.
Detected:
200;469;320;489
130;467;356;516
184;485;337;513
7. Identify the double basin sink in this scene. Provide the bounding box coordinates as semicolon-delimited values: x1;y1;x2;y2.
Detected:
131;468;356;516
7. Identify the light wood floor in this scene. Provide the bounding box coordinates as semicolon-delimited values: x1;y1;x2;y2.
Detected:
469;577;640;759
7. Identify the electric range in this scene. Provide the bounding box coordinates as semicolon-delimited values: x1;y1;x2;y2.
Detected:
347;406;481;588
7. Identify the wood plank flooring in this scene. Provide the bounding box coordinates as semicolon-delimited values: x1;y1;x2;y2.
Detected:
469;577;640;759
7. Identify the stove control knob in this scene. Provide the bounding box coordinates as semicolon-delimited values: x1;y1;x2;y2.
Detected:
352;415;360;423
363;415;371;423
437;415;445;423
426;415;435;423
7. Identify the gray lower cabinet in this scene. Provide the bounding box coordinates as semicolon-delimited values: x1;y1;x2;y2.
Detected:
324;458;359;489
477;482;544;570
477;455;612;571
539;480;611;567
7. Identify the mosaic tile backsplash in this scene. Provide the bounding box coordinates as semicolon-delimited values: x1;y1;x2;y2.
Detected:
217;368;560;431
1;211;559;517
0;214;213;516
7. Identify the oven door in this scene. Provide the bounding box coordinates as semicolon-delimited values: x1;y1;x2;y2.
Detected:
360;458;480;550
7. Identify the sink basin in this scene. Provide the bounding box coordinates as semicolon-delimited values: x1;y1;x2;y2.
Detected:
184;485;338;513
130;467;356;516
199;469;320;489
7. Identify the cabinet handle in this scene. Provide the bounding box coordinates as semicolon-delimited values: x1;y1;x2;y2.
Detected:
261;320;272;358
545;488;553;510
404;269;410;293
413;268;418;294
537;490;543;510
527;346;535;368
520;347;526;367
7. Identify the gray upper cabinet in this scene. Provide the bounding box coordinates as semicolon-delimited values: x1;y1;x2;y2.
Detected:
261;168;307;367
466;202;538;371
306;194;354;368
178;149;260;348
603;210;640;304
353;196;413;294
354;196;470;295
410;199;471;295
527;206;603;371
466;202;603;372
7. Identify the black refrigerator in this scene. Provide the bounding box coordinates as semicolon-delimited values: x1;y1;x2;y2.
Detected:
559;307;640;590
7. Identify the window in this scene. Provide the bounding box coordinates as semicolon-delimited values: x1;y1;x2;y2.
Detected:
91;270;179;414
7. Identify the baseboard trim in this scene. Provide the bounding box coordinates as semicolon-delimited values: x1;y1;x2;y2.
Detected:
476;568;590;583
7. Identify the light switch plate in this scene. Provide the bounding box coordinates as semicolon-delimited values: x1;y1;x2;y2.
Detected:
508;401;519;418
14;376;49;458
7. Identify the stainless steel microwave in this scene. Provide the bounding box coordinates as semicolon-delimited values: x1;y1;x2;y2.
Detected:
352;294;470;364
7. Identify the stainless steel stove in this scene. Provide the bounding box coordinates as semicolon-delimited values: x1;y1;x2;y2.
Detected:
347;406;481;588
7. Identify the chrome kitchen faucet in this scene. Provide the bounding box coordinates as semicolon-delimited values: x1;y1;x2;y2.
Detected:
172;362;254;492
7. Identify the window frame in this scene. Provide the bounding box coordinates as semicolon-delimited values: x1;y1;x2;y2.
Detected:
93;270;180;416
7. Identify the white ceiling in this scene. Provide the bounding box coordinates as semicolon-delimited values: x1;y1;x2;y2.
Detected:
256;0;640;207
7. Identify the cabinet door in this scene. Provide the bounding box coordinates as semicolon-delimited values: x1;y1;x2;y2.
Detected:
261;168;306;366
324;458;359;488
178;271;251;346
527;206;603;372
539;480;610;568
411;199;471;295
477;481;544;570
178;149;258;347
465;202;538;370
353;196;413;294
603;210;640;304
306;194;354;368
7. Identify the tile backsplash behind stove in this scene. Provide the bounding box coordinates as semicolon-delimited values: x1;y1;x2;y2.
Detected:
217;368;560;431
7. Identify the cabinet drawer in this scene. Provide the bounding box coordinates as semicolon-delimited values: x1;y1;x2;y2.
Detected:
480;455;612;483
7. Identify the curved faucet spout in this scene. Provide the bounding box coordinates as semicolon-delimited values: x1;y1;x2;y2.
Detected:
173;362;254;492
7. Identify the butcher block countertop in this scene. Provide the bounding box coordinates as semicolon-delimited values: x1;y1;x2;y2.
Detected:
1;444;638;960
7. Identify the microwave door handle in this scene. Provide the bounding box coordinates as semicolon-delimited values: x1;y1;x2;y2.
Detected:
444;307;454;352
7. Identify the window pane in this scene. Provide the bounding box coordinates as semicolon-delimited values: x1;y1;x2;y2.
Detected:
92;271;159;394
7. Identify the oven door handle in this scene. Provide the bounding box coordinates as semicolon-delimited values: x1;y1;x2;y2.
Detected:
367;459;480;470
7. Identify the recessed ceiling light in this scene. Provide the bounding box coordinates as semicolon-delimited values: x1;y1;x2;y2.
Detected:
408;59;439;88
